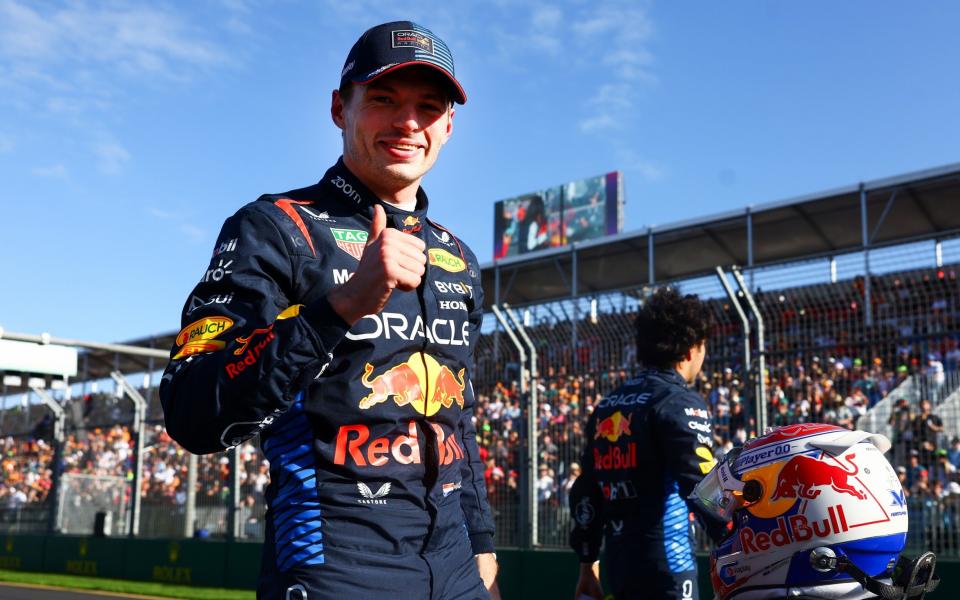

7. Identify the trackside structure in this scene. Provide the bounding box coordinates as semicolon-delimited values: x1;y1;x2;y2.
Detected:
0;162;959;571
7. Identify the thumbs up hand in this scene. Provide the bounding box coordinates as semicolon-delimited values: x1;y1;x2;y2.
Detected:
327;204;426;325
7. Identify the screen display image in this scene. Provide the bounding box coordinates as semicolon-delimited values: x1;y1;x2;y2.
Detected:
493;172;622;259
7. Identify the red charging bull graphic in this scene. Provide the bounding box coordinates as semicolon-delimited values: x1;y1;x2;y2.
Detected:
771;453;865;501
594;411;632;442
358;354;465;416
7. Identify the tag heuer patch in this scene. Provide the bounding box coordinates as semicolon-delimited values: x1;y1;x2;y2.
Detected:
330;228;368;260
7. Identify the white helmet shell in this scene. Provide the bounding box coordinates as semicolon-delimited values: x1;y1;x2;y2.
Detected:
711;424;907;599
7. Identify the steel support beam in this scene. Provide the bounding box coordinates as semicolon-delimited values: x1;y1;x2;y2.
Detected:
571;246;578;351
490;305;531;548
504;304;539;548
647;228;655;284
185;453;198;538
0;329;168;359
732;268;767;433
31;386;65;534
494;265;501;362
860;184;873;326
714;267;752;415
110;371;147;537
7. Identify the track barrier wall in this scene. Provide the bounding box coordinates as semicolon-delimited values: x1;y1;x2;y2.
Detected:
0;535;958;598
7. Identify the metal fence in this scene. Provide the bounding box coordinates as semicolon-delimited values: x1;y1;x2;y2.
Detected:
0;235;958;558
476;235;960;549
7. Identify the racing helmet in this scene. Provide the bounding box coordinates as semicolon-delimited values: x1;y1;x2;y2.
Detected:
691;423;938;599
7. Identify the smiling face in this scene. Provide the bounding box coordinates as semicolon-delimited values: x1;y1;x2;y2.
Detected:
332;66;455;204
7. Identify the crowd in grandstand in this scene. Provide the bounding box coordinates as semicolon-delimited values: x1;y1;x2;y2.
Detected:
0;266;957;549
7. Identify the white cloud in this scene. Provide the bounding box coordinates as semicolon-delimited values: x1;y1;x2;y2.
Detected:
618;149;666;182
0;2;229;78
579;114;617;134
179;223;207;242
32;164;69;179
146;207;177;220
94;141;130;175
572;2;657;135
146;206;207;243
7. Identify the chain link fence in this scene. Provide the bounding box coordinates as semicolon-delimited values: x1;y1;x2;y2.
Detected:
0;235;957;559
476;235;960;550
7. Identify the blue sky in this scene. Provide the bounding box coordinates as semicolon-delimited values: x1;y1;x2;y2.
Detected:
1;0;958;344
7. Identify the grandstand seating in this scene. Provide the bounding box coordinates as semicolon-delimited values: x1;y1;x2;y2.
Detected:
0;261;958;555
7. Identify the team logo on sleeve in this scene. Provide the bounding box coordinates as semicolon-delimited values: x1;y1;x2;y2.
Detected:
173;316;233;359
428;248;466;272
330;228;367;260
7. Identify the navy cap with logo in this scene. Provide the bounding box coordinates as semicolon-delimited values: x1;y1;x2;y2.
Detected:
339;21;466;104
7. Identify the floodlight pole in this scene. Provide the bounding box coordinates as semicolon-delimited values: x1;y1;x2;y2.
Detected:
30;386;65;534
731;268;767;433
714;266;751;385
110;371;147;537
504;303;539;546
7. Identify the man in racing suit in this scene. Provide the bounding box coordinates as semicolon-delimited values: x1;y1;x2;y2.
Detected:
160;21;498;599
570;287;723;600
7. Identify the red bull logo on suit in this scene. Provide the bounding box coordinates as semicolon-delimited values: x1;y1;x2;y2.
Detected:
594;411;632;442
358;353;466;417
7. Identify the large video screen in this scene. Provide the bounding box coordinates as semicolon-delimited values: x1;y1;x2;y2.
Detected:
493;171;623;259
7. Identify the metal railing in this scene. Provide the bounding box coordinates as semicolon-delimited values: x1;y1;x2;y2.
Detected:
0;235;957;557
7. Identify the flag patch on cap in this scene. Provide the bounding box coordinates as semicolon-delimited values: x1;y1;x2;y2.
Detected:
392;30;434;54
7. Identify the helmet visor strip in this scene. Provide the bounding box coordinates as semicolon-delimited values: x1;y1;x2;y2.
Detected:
689;447;755;521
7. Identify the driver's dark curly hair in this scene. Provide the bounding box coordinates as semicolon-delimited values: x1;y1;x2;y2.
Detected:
635;287;711;369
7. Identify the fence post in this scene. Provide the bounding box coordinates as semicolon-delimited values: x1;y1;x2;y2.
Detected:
732;268;767;434
491;305;530;547
860;183;873;327
505;304;539;546
715;267;753;427
229;445;241;540
110;371;146;537
185;453;198;538
30;386;65;534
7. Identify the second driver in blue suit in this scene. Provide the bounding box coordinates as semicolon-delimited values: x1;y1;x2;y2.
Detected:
569;287;727;600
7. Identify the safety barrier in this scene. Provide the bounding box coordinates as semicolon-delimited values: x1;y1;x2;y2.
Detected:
1;534;959;598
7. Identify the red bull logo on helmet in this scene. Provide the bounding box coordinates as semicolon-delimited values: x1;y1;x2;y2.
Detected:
358;353;465;417
771;453;865;501
739;505;850;554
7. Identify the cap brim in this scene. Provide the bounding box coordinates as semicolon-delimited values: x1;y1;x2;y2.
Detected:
352;61;466;104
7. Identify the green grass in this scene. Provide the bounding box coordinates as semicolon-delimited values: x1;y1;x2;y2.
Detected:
0;569;254;599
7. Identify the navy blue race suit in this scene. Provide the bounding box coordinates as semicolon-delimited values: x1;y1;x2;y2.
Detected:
160;158;493;600
569;369;719;600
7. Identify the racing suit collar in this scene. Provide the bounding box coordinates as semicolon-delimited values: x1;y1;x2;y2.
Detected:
322;157;430;219
642;367;689;388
